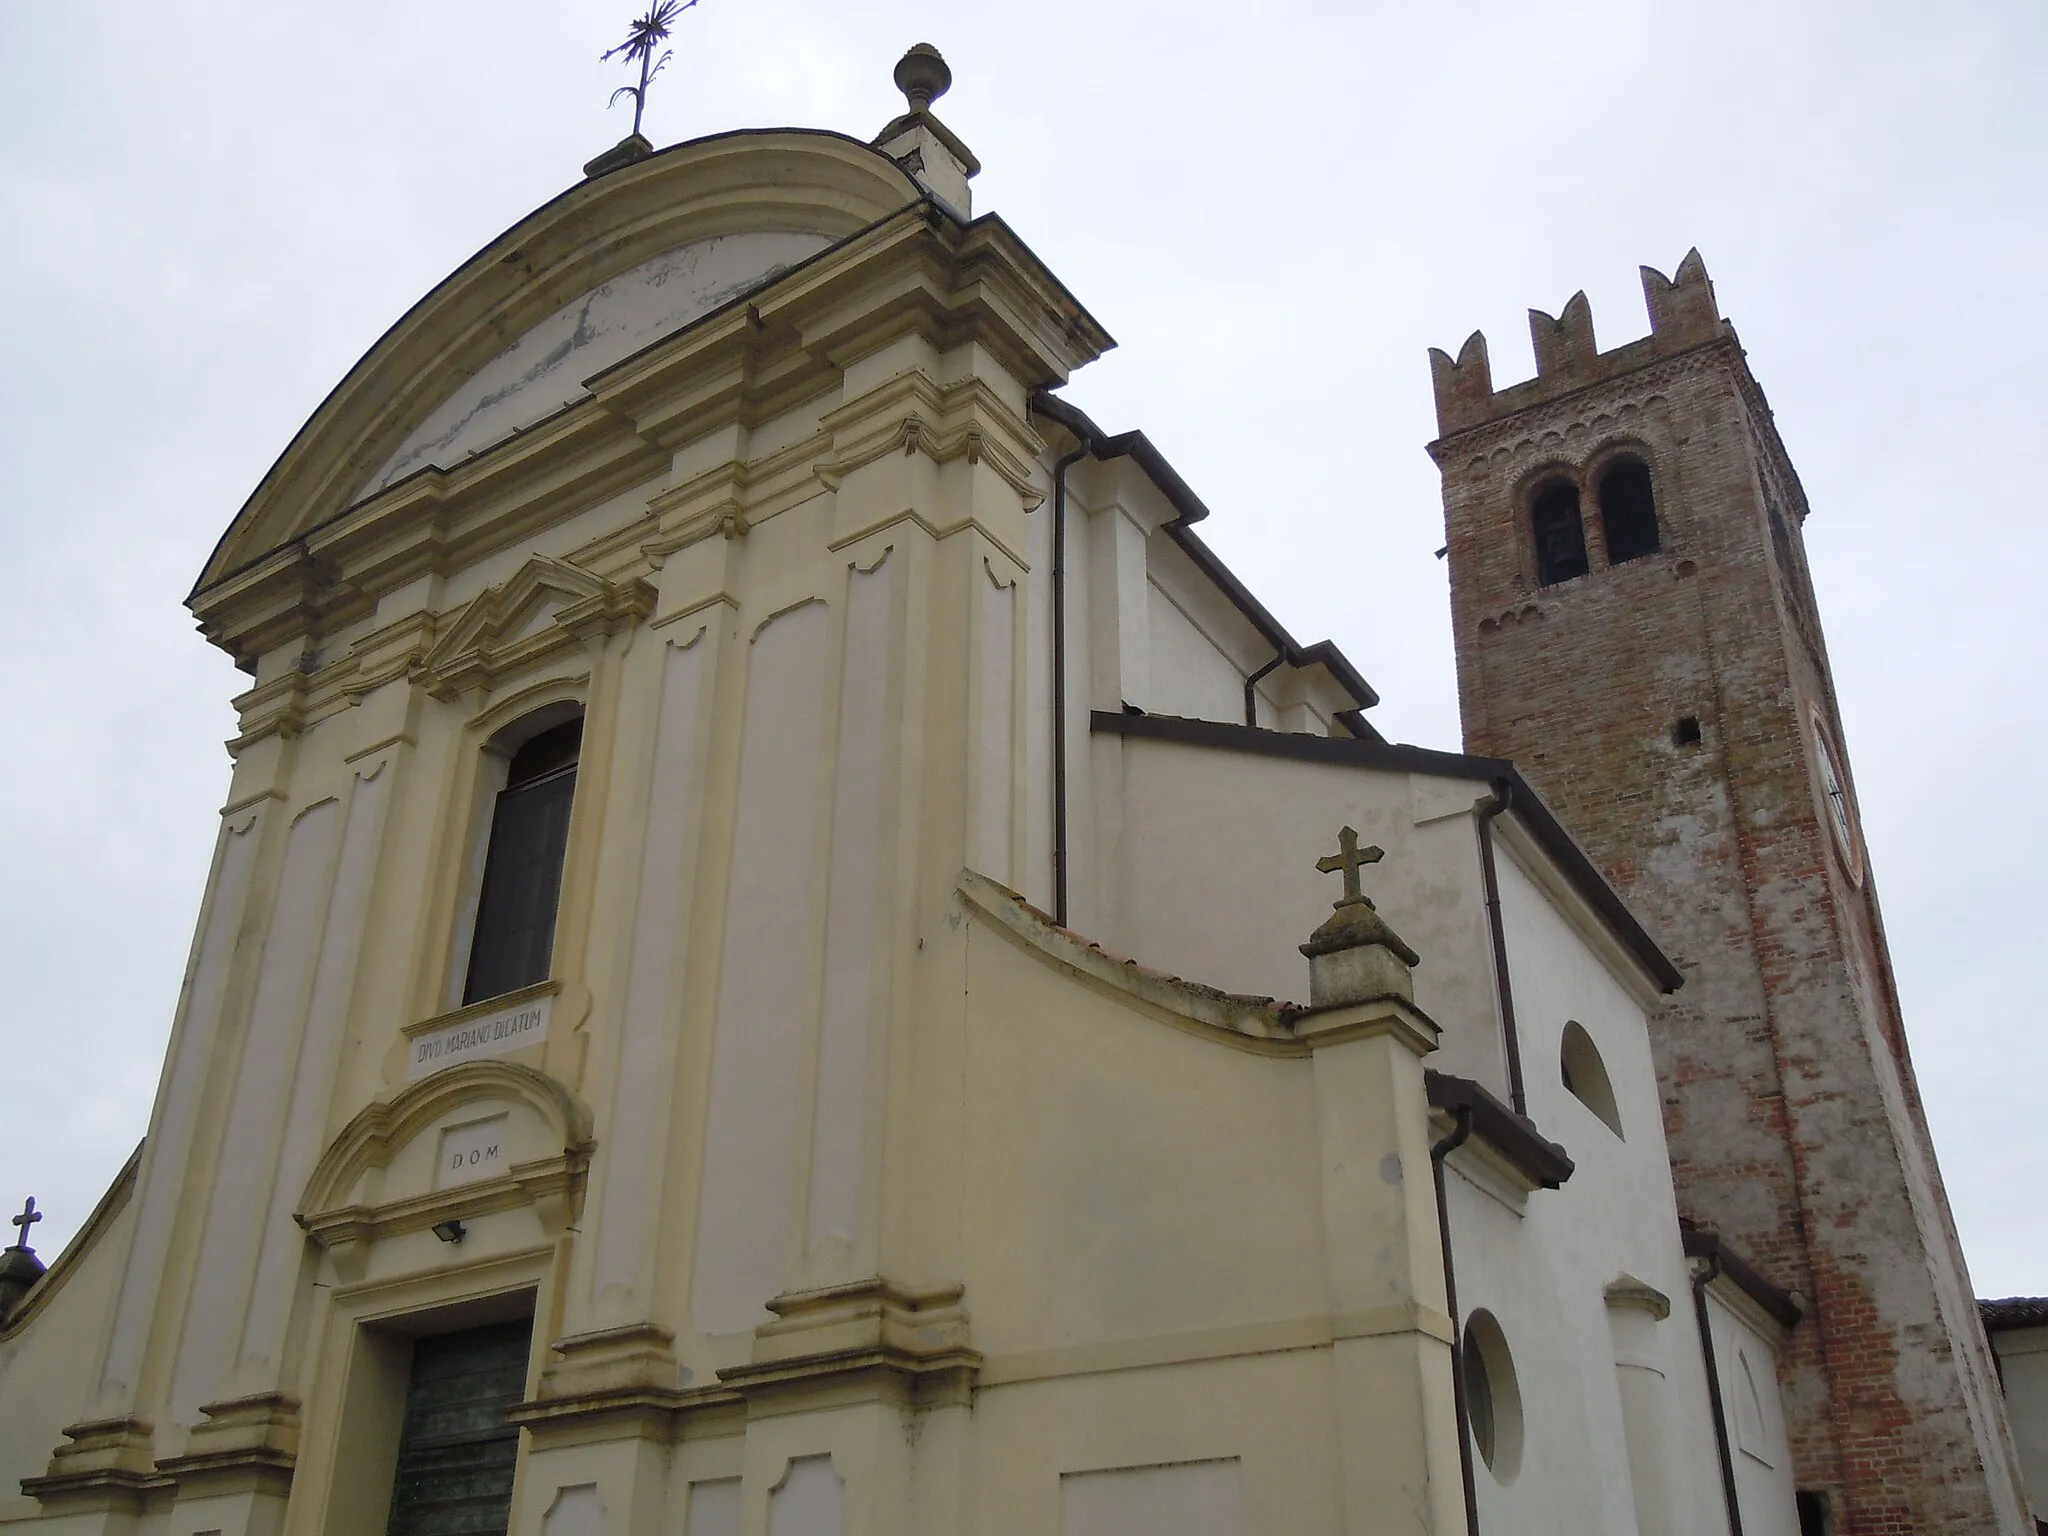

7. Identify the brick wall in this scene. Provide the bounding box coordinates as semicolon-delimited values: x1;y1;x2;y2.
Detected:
1429;258;2030;1534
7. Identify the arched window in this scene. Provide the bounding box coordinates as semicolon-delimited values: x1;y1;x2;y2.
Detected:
1736;1348;1774;1464
1560;1021;1623;1138
1599;460;1660;564
1531;481;1589;586
463;714;582;1004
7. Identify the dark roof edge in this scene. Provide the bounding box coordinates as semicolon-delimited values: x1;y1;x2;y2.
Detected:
1682;1220;1805;1330
1030;391;1380;716
1426;1070;1574;1189
1092;709;1684;993
1980;1296;2048;1334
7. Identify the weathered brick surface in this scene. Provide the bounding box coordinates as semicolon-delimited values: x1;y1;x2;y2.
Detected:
1429;260;2031;1533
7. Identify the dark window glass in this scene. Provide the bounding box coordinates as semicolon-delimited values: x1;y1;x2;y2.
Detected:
463;719;581;1004
1532;482;1589;585
1600;460;1661;563
385;1319;531;1536
1464;1330;1496;1466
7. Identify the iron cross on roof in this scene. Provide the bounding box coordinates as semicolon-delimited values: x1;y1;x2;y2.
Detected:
9;1197;40;1252
1316;827;1384;908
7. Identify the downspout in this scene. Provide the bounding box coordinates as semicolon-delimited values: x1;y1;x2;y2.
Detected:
1474;779;1528;1116
1689;1250;1746;1536
1049;437;1090;928
1243;653;1283;728
1431;1104;1481;1536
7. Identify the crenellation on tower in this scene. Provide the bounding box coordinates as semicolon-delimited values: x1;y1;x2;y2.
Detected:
1429;249;1734;438
1527;289;1598;380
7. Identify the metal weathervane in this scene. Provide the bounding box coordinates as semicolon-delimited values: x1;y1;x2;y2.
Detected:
604;1;699;139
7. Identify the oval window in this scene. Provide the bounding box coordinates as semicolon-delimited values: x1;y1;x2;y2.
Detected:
1462;1309;1524;1481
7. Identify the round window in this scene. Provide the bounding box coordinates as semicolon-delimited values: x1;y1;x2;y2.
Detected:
1461;1309;1524;1481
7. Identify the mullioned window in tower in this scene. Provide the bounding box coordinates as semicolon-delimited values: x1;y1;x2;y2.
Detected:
1599;460;1661;563
1531;482;1590;586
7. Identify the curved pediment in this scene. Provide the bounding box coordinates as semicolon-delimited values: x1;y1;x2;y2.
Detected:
364;229;832;497
194;129;922;597
297;1061;595;1278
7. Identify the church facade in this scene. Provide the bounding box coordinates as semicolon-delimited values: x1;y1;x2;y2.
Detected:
0;46;2031;1536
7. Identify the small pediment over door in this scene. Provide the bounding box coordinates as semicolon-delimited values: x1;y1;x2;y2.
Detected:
296;1060;594;1281
419;556;654;703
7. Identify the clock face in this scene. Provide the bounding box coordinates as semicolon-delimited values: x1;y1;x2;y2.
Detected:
1811;714;1860;879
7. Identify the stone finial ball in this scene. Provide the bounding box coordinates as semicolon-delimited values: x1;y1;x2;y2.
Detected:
894;43;952;113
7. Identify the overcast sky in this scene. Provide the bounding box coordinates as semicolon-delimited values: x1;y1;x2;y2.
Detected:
1;2;2042;1296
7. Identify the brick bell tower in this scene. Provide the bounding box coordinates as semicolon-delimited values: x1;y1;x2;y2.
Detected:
1428;252;2030;1534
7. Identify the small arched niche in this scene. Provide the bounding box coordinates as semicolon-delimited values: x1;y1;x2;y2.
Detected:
1598;458;1661;564
1560;1021;1624;1138
1530;481;1590;586
1462;1308;1524;1482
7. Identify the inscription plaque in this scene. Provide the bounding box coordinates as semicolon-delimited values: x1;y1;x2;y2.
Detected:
408;993;552;1079
436;1114;510;1190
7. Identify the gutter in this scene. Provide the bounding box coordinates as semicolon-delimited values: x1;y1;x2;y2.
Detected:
1687;1246;1746;1536
1424;1071;1573;1189
1047;433;1091;927
1431;1104;1482;1536
1244;653;1283;728
1474;780;1528;1116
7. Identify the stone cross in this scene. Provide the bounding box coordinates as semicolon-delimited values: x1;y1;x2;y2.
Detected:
1315;827;1384;908
9;1197;40;1251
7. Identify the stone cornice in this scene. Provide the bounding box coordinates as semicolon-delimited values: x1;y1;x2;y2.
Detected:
221;553;653;751
814;371;1046;510
22;1416;165;1513
718;1278;982;1413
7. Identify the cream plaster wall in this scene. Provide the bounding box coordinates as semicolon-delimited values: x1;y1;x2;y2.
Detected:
1091;732;1788;1532
1459;847;1736;1533
0;1193;136;1523
1993;1327;2048;1522
1144;584;1245;725
958;918;1328;1355
1705;1290;1799;1536
1090;739;1508;1091
949;898;1457;1535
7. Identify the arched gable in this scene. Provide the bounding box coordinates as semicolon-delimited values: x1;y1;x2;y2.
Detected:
194;129;924;598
